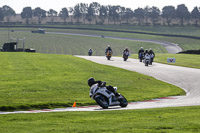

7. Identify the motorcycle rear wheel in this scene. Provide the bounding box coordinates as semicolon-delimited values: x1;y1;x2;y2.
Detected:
95;95;109;109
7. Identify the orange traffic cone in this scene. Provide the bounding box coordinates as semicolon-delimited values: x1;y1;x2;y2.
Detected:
72;102;76;107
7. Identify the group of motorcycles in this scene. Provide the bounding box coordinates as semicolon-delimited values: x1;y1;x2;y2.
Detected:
90;49;154;66
106;50;129;61
139;52;154;66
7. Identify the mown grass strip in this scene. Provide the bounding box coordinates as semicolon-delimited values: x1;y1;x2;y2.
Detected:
0;106;200;133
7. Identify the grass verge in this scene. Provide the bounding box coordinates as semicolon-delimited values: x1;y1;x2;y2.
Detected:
0;106;200;133
0;53;184;111
131;54;200;69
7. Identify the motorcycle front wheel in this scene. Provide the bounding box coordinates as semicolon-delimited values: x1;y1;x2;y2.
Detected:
107;56;111;60
118;95;128;107
95;95;109;109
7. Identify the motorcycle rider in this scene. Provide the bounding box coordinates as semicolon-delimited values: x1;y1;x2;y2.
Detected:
122;47;130;61
138;47;144;60
88;77;120;97
138;47;144;55
105;45;113;55
123;47;129;53
88;48;93;56
144;49;149;56
149;48;155;62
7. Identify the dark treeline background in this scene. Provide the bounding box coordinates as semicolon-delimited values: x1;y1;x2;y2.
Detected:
0;2;200;26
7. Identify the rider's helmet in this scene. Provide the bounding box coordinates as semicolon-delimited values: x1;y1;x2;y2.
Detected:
125;47;128;50
145;49;148;53
88;77;95;87
140;47;143;50
149;48;152;51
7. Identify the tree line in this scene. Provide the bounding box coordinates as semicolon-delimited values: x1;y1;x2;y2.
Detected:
0;2;200;26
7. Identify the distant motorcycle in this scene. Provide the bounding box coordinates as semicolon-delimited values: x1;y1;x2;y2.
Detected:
149;53;154;65
138;52;144;62
89;84;128;109
106;50;112;60
144;54;151;66
88;49;93;56
123;51;129;61
88;51;92;56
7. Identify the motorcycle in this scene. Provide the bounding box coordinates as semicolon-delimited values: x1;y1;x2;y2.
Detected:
144;54;151;66
123;51;129;61
149;54;154;65
106;50;112;60
88;49;93;56
89;84;128;109
88;51;92;56
138;52;144;62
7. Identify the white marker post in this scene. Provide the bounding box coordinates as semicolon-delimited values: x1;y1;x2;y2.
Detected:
167;58;176;63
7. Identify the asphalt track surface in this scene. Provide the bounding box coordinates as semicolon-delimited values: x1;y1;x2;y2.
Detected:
76;56;200;108
1;56;199;114
46;31;182;54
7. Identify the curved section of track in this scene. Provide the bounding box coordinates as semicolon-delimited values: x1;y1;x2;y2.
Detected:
46;31;182;54
77;56;200;107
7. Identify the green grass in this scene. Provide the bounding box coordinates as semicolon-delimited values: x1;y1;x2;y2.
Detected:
0;106;200;133
154;54;200;69
5;24;200;37
0;30;168;55
0;27;200;53
8;27;200;51
132;54;200;69
0;53;184;111
44;27;200;51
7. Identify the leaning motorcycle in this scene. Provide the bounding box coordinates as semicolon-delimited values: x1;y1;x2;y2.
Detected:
89;84;128;109
123;51;129;61
106;50;112;60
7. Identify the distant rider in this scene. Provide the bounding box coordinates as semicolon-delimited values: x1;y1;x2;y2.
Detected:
138;47;144;55
88;48;93;56
123;47;129;53
88;77;120;97
123;47;129;55
144;49;149;56
105;45;113;55
138;47;144;60
148;48;155;62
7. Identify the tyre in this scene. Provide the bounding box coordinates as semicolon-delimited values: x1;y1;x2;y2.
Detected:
95;95;109;109
107;56;111;60
140;58;142;62
118;95;128;107
146;62;149;66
